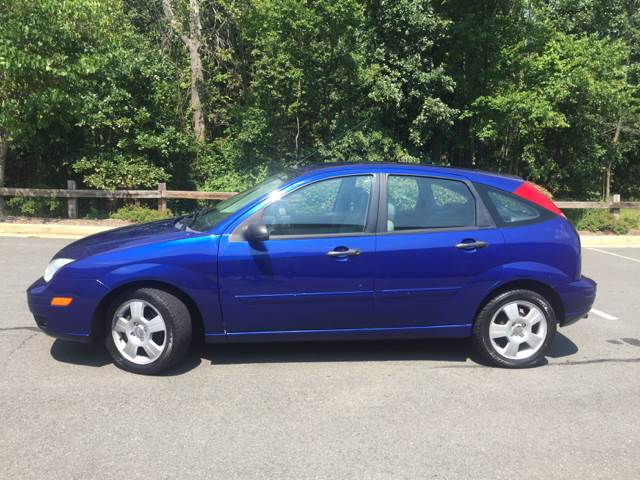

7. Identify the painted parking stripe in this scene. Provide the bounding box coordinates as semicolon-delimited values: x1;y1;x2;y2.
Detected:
587;247;640;264
590;308;619;320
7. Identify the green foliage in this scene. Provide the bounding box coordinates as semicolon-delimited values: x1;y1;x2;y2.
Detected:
73;154;169;190
472;29;633;197
620;208;640;228
110;204;172;224
5;197;38;216
1;0;639;209
5;197;62;216
0;0;190;190
574;209;636;234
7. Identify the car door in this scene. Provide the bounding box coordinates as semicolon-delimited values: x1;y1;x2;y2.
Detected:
218;173;379;334
374;173;504;330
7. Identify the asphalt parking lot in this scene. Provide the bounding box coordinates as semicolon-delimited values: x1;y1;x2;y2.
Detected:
1;237;639;479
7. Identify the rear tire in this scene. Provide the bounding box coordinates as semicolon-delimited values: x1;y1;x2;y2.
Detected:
473;289;557;368
105;288;192;375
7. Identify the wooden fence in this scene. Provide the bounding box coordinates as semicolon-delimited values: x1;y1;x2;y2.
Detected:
1;182;639;219
0;182;236;218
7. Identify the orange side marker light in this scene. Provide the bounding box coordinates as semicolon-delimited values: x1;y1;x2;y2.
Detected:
50;297;73;307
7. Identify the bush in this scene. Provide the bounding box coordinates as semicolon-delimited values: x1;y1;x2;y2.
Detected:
575;209;635;234
110;205;172;224
5;197;63;217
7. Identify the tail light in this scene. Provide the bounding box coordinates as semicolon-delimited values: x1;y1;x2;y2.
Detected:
512;181;564;216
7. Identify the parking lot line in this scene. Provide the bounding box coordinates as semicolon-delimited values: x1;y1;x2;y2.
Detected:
586;247;640;264
589;308;619;320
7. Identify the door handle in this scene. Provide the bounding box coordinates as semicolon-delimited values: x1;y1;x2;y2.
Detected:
327;248;361;257
455;240;488;250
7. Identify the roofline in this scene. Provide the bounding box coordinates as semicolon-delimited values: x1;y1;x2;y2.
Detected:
291;162;522;181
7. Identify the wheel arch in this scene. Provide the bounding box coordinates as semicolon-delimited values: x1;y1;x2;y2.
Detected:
91;280;205;341
475;279;565;325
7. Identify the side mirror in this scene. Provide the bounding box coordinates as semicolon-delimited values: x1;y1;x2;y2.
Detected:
244;223;270;243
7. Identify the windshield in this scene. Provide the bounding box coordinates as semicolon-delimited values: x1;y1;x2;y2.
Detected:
187;170;298;231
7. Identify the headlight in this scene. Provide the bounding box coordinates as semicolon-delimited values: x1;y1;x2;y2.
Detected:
44;258;74;282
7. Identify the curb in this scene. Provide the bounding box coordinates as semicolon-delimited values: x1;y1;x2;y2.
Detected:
0;222;116;239
1;222;640;247
580;235;640;247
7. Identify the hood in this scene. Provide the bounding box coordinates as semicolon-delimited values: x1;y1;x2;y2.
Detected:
55;219;197;260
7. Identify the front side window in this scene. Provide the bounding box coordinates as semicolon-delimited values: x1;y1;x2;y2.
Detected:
386;175;476;231
189;170;298;231
262;175;372;236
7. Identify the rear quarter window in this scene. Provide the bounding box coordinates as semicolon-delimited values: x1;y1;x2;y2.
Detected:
476;183;551;226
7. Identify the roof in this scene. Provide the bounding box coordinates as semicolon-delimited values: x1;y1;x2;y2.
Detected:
292;162;523;191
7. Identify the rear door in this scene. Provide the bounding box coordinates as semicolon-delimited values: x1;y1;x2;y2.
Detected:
374;174;505;330
218;174;380;333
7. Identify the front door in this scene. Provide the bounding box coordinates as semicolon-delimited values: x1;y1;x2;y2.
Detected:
375;174;504;330
218;174;379;334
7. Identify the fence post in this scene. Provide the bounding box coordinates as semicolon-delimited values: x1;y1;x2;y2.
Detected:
158;182;167;212
610;193;621;220
67;180;78;219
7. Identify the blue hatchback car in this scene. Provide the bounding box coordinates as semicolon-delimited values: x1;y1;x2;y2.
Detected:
28;164;596;374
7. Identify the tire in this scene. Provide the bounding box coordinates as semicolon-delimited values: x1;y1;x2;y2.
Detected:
473;289;557;368
105;288;192;374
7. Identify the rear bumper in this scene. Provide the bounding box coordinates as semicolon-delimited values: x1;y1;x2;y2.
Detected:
557;275;597;326
27;276;108;343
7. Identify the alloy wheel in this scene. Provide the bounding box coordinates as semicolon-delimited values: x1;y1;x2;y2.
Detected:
488;300;548;360
111;299;167;365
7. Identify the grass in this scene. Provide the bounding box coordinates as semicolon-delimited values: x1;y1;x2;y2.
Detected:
563;208;640;235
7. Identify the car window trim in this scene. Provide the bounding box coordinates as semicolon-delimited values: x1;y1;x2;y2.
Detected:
229;173;380;242
377;172;494;234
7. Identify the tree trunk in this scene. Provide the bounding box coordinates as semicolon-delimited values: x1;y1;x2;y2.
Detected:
457;119;474;168
604;47;631;199
605;118;623;200
430;131;441;164
187;0;205;142
0;130;6;217
162;0;207;142
186;38;206;142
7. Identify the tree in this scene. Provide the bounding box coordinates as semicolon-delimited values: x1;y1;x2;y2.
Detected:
161;0;207;142
361;0;457;162
1;0;639;209
472;30;632;197
0;0;181;192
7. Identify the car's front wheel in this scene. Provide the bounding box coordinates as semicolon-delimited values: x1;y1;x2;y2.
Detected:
473;289;557;368
105;288;192;374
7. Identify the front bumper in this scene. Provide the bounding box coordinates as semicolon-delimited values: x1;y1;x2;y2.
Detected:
557;275;597;326
27;276;108;343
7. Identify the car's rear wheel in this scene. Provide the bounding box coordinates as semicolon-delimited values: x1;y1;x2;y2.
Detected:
473;289;557;368
105;288;191;374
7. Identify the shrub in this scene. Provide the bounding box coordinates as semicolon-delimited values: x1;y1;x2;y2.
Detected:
5;197;63;217
111;204;172;224
575;209;635;234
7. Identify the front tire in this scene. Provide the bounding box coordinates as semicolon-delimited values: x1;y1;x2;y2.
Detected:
473;289;557;368
105;288;192;374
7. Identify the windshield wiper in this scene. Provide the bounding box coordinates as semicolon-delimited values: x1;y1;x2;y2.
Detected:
174;209;200;230
187;209;202;229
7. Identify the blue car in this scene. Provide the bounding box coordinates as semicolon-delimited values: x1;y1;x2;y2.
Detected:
28;164;596;374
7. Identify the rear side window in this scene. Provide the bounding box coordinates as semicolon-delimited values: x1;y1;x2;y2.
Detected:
386;175;476;231
476;184;549;225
